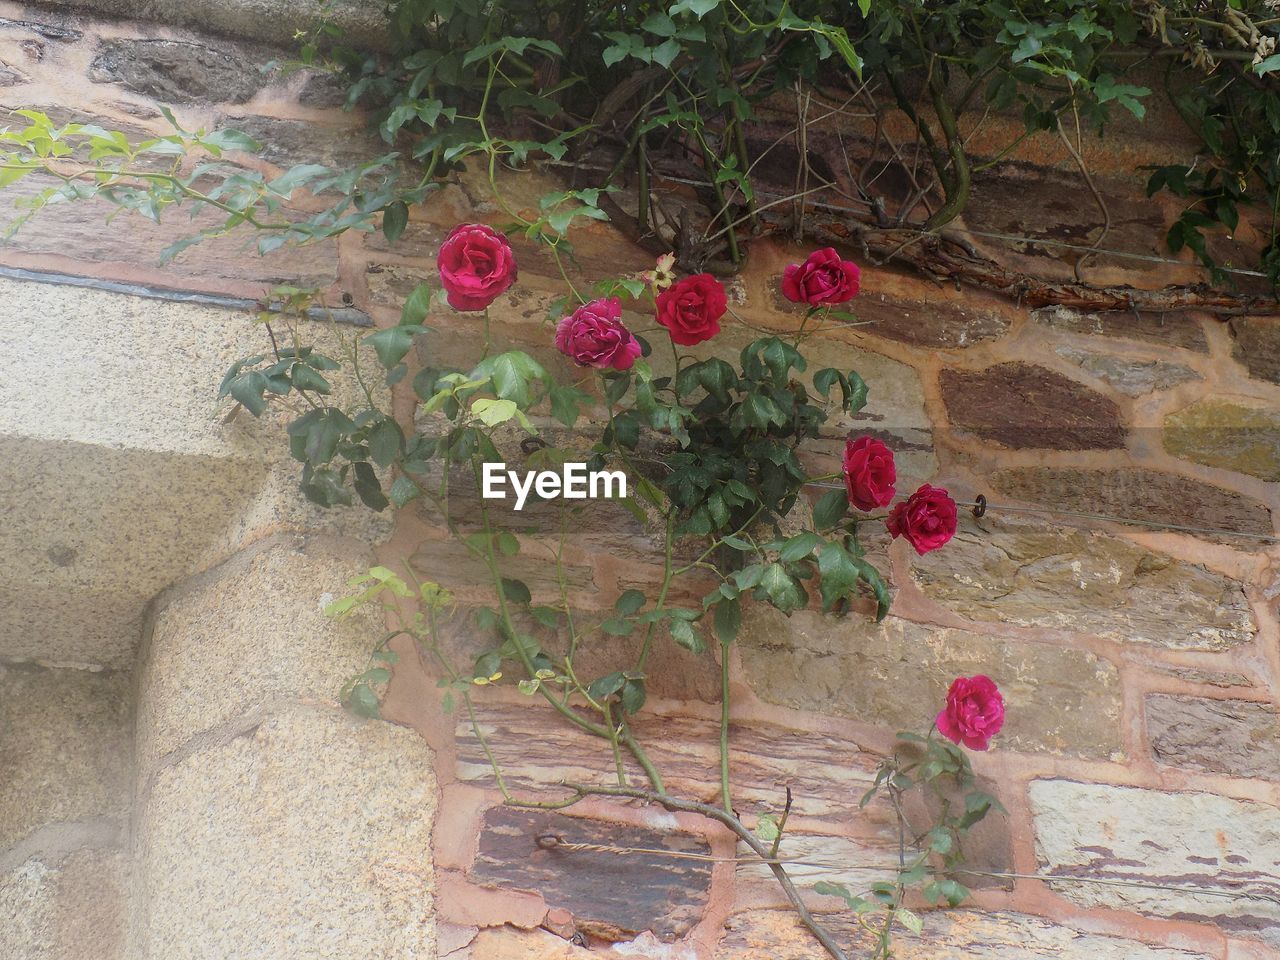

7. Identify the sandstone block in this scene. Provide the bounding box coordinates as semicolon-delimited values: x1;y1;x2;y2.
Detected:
1164;398;1280;481
739;608;1124;760
1147;695;1280;780
1032;305;1208;352
1054;346;1201;396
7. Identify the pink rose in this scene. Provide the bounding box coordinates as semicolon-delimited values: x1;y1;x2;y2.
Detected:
554;297;641;371
843;436;896;512
937;675;1005;751
886;483;957;555
656;273;727;346
781;247;861;306
437;223;517;311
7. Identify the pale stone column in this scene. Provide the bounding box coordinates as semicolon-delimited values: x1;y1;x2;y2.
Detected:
129;535;437;959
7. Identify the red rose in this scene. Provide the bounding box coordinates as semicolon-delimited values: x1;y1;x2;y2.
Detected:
656;273;727;346
781;247;861;306
937;675;1005;751
555;297;641;371
886;483;957;555
437;223;517;311
842;436;896;512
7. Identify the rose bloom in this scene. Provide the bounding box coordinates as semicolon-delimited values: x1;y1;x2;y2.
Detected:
782;247;861;306
437;223;517;311
937;675;1005;751
656;273;727;346
554;297;641;371
886;483;957;555
842;436;896;511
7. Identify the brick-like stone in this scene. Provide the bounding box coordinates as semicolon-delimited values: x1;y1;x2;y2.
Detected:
456;701;898;822
220;114;386;170
470;807;711;942
910;514;1255;650
137;539;381;770
88;38;266;104
717;908;1218;959
739;609;1124;760
1054;345;1202;396
0;664;130;849
821;287;1010;348
135;705;435;960
1147;695;1280;780
1033;305;1208;352
1029;779;1280;946
940;362;1124;449
0;849;127;960
1229;315;1280;384
1164;398;1280;481
989;467;1274;544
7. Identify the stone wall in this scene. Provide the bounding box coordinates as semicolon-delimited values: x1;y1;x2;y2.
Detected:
0;3;1277;960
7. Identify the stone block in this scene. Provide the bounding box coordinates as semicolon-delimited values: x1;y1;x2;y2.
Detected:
811;284;1010;349
88;37;268;103
134;705;435;959
717;908;1218;959
137;538;382;770
989;467;1274;545
1053;346;1201;396
910;513;1255;650
470;807;711;942
1147;695;1280;780
1032;305;1208;352
739;608;1124;760
0;664;130;849
1229;315;1280;384
1029;779;1280;946
1164;398;1280;481
940;362;1124;450
0;849;126;960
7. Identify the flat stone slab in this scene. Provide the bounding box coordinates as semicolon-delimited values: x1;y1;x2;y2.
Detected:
1029;779;1280;947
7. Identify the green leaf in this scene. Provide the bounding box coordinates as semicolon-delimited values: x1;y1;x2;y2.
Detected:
756;563;807;614
615;589;646;616
365;325;423;368
389;474;420;507
382;200;409;243
755;813;779;843
812;488;848;530
402;284;433;326
669;617;704;654
474;351;546;407
713;595;741;644
897;908;923;935
600;617;634;636
368;418;404;467
497;532;520;556
818;541;859;611
587;671;626;701
620;677;646;714
779;531;822;563
502;578;531;604
346;683;380;718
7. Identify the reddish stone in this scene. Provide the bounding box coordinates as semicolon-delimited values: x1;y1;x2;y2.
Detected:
1229;315;1280;384
1147;694;1280;780
941;362;1125;449
1033;304;1208;352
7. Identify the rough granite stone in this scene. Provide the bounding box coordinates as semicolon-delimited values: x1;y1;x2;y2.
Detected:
1147;695;1280;780
910;514;1255;650
739;608;1124;760
88;38;266;104
940;362;1125;449
989;466;1274;544
1054;345;1202;396
0;664;130;849
1032;305;1208;352
1164;398;1280;481
137;539;381;771
135;705;435;960
1029;780;1280;946
0;849;126;960
717;908;1217;959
